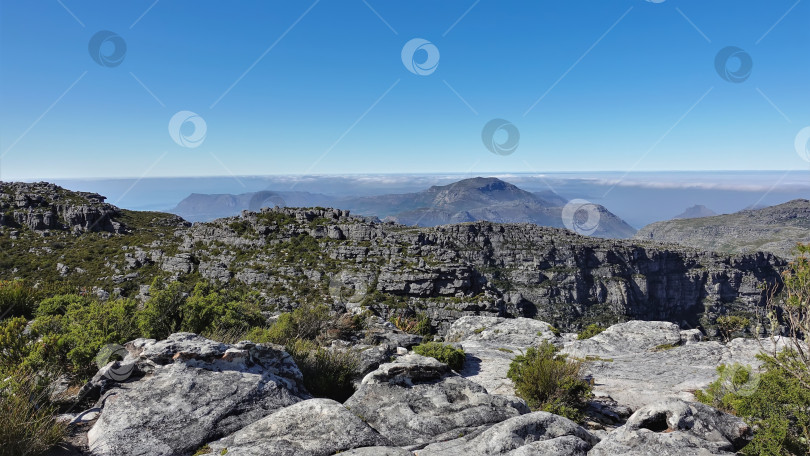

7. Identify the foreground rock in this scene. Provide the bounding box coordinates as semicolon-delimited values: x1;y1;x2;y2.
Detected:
344;354;530;449
445;316;562;396
206;399;392;456
589;399;752;455
87;333;308;456
561;321;787;410
419;411;599;456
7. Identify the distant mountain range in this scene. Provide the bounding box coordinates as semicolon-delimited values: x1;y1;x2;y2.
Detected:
172;177;637;239
634;199;810;258
673;205;717;219
173;191;334;221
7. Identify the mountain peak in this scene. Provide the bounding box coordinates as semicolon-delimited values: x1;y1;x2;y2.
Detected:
673;205;717;219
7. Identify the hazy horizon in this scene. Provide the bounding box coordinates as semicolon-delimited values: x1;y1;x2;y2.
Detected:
12;170;806;229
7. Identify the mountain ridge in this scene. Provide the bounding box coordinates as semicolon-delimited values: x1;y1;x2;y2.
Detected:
634;198;810;258
171;177;637;239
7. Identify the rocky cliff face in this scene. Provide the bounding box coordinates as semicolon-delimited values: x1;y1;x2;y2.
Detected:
0;182;125;234
171;207;784;333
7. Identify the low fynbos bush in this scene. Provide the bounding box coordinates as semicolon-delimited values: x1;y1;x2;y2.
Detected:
0;279;39;319
0;368;66;456
715;315;750;342
389;312;432;337
285;338;359;403
696;353;810;456
577;324;605;340
413;342;465;371
507;341;592;422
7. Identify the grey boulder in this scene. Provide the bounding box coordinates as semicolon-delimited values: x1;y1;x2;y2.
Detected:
589;398;752;456
206;398;392;456
344;354;529;449
87;333;308;456
418;411;599;456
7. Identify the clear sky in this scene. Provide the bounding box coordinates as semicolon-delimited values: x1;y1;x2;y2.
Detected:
1;0;808;180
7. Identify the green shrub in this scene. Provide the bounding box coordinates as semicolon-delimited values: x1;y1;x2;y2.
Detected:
413;342;465;371
251;302;332;346
577;324;605;340
180;283;265;335
137;279;186;339
21;296;139;380
0;317;32;372
696;352;810;455
36;294;88;317
285;338;359;402
716;315;750;342
507;341;592;422
389;312;432;336
0;279;39;319
0;368;66;456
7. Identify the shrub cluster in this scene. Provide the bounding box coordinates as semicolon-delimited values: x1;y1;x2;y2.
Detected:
389;312;432;336
0;368;66;456
413;342;465;371
507;341;592;422
696;354;810;455
576;323;605;340
715;315;750;342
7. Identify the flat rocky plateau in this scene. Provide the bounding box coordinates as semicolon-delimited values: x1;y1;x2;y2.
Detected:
51;318;779;456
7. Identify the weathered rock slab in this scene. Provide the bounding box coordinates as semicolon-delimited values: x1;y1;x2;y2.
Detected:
418;411;598;456
589;398;752;456
446;316;560;396
207;399;392;456
345;355;529;449
87;333;308;456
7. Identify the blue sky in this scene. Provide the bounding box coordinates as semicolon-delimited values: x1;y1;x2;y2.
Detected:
1;0;808;180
